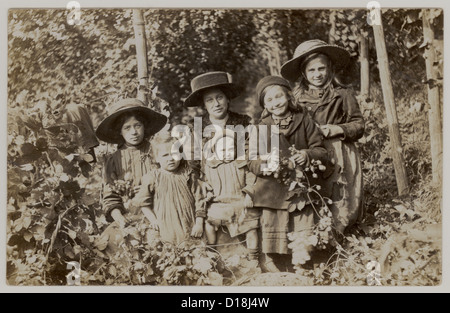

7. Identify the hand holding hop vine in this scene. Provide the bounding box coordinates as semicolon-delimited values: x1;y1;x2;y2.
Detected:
110;172;135;208
272;145;327;187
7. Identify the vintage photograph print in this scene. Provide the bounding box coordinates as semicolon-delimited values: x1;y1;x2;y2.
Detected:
6;6;442;286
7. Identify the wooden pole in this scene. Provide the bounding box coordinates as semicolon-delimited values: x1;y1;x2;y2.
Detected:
133;9;149;106
360;31;370;101
422;9;443;186
371;10;409;195
329;10;336;45
267;40;281;76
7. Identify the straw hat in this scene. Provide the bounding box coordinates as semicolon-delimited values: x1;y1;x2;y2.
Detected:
280;39;351;82
184;71;239;107
95;98;167;144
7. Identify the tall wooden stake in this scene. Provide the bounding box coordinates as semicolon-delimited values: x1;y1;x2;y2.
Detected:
133;9;149;106
371;9;409;195
360;31;370;101
422;9;443;186
329;10;337;45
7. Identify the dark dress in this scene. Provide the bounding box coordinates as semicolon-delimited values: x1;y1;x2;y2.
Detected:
102;140;154;221
248;111;328;254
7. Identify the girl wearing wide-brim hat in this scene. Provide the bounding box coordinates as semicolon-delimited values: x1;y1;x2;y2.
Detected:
248;75;328;272
281;39;365;234
95;98;167;231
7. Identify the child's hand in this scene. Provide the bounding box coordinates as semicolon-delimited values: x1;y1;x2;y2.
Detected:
191;218;204;238
133;185;141;195
150;220;159;231
199;180;213;196
142;207;159;231
291;151;307;167
111;209;128;229
320;124;344;138
244;193;254;209
263;149;280;176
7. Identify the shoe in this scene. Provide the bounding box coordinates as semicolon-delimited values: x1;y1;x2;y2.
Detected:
247;259;261;270
263;260;280;273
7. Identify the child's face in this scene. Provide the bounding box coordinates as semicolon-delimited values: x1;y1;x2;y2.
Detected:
304;55;330;89
215;137;235;163
121;116;145;146
156;144;181;172
263;85;290;118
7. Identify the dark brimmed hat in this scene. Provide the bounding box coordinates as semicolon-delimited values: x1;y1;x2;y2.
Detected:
280;39;351;82
255;76;292;107
184;71;239;107
95;98;167;144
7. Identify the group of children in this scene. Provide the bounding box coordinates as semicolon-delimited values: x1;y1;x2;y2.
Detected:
95;40;365;272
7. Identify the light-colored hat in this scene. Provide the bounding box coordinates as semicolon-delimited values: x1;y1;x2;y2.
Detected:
95;98;167;144
280;39;351;82
184;71;239;107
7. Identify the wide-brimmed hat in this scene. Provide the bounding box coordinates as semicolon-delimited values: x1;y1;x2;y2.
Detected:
256;76;292;107
184;71;239;107
280;39;351;82
95;98;167;144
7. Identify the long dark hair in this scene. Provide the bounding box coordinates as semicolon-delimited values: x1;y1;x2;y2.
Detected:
114;111;148;143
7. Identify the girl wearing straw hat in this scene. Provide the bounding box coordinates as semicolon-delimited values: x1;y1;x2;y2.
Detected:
281;39;365;234
95;98;167;229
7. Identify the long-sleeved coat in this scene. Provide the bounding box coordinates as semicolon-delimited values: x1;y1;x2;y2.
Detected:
247;111;328;254
248;111;329;209
293;85;364;142
294;85;365;232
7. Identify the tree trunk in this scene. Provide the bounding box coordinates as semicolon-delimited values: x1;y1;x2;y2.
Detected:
360;31;370;101
371;11;409;196
329;10;336;44
422;9;443;186
133;9;149;106
267;40;281;76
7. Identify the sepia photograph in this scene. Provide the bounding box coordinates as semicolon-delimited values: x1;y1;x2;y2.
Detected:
6;4;443;288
